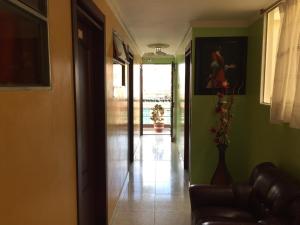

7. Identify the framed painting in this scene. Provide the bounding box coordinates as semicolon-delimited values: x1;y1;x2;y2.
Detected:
194;37;248;95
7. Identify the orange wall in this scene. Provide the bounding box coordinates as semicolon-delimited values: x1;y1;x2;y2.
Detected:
0;0;77;225
92;0;141;222
0;0;141;224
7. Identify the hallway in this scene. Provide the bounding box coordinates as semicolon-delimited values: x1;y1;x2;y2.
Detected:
111;135;191;225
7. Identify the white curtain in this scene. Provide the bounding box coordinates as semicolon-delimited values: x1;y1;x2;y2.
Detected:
270;0;300;128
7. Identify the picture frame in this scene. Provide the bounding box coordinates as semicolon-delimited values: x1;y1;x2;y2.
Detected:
194;36;248;95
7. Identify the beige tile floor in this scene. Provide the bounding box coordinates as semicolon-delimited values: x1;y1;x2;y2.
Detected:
111;135;191;225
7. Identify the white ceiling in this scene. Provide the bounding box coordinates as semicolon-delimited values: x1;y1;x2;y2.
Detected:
107;0;276;56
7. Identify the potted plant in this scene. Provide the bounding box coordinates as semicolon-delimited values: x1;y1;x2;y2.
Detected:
210;82;234;185
150;104;164;132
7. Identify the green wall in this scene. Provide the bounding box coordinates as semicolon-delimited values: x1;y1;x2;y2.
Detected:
175;55;185;159
243;19;300;180
186;19;300;184
190;27;249;183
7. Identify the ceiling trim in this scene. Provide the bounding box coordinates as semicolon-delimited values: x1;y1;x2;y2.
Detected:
191;19;251;28
175;14;263;54
191;12;264;28
104;0;142;56
248;13;264;25
175;26;192;55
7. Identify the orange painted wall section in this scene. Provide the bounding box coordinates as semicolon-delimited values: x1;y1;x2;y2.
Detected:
0;0;77;225
92;0;141;222
0;0;141;224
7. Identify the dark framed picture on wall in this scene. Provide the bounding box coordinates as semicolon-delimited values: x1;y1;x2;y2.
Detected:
194;36;248;95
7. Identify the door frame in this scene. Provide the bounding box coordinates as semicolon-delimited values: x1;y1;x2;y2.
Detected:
128;52;134;164
71;0;108;224
141;63;173;135
171;61;176;141
184;43;192;171
140;65;143;135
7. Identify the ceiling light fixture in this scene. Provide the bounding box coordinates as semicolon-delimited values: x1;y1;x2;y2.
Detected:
144;43;170;56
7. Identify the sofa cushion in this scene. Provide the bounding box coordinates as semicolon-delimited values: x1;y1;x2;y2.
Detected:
192;207;256;225
200;220;287;225
202;222;259;225
286;199;300;225
189;185;235;210
258;215;289;225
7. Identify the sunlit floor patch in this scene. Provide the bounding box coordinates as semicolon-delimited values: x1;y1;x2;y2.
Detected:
143;127;171;135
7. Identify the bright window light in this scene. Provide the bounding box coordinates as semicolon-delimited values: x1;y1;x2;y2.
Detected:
261;7;282;104
142;64;172;126
143;64;172;95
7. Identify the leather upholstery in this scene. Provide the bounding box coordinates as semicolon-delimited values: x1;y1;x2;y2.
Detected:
202;223;259;225
189;162;300;225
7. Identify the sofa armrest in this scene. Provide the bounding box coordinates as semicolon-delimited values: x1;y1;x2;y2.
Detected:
233;184;252;209
189;184;235;210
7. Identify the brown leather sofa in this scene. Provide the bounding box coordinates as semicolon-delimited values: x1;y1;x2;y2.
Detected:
189;162;300;225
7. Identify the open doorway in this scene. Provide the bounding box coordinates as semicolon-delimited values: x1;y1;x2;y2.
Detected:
142;64;172;135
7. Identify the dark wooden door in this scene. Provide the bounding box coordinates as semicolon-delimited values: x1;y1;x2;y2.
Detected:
72;1;107;225
184;47;192;171
77;18;96;225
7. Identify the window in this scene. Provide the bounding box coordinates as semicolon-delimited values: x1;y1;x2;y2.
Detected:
113;32;128;99
0;0;49;87
113;62;127;99
19;0;47;15
261;7;282;104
